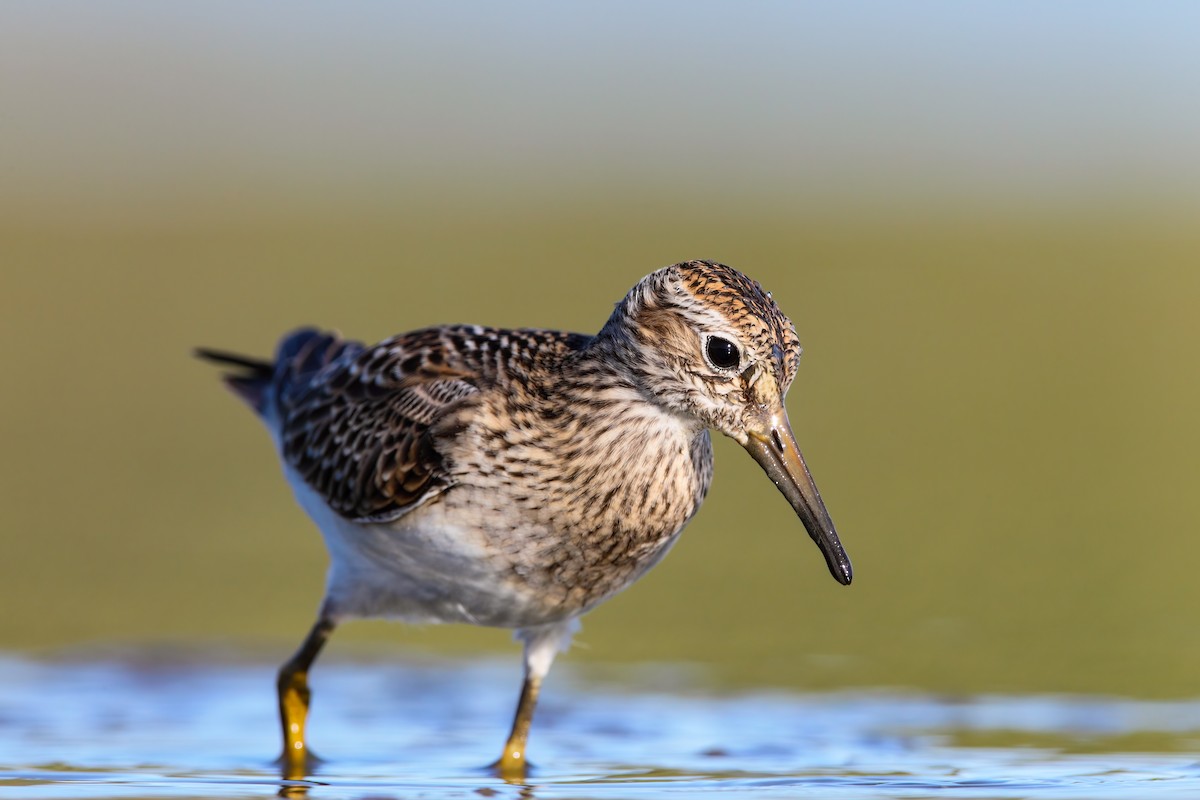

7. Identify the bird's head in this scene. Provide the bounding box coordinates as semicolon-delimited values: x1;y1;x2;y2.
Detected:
599;260;852;586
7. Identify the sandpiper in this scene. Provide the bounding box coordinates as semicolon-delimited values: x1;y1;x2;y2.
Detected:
198;260;851;782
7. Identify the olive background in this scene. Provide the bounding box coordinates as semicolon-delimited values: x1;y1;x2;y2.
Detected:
3;3;1198;698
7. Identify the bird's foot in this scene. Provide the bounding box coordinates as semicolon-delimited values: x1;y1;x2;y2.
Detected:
489;748;533;784
275;746;323;782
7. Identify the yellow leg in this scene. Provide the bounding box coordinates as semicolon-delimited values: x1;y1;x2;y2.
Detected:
496;670;543;782
493;619;577;783
277;617;335;781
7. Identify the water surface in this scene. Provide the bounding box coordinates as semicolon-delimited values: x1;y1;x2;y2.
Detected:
4;653;1200;799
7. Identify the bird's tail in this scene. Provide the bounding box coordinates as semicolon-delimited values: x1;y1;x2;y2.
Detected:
197;328;360;415
194;347;274;413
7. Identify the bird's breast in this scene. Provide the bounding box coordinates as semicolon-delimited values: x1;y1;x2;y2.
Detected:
440;391;714;617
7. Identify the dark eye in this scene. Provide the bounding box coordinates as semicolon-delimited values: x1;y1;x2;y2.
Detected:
705;336;740;370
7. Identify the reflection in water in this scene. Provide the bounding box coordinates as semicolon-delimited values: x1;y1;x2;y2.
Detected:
2;654;1200;799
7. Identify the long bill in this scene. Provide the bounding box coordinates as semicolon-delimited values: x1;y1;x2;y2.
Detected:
742;407;853;586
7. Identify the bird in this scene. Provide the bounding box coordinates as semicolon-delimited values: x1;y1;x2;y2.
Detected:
196;259;852;783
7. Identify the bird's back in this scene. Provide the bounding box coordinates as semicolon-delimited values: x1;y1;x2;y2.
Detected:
200;325;595;521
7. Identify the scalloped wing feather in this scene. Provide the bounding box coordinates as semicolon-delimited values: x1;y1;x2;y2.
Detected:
276;330;480;522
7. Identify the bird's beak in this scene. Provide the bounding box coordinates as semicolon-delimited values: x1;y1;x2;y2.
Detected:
741;384;852;586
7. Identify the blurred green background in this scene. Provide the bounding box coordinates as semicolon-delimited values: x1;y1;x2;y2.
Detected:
2;3;1198;698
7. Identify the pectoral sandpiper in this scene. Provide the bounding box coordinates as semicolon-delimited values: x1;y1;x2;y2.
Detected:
198;260;852;783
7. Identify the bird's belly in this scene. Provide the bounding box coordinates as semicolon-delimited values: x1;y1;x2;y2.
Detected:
319;506;685;628
285;466;551;628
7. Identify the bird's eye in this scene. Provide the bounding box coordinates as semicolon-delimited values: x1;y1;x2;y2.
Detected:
705;335;741;371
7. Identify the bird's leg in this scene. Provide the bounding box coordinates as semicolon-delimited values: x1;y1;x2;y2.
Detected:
495;619;578;783
497;667;543;780
277;616;336;781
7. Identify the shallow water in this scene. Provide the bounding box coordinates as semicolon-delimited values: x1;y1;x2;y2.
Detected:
3;654;1200;799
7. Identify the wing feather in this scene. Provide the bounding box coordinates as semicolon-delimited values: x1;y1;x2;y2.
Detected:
275;329;479;522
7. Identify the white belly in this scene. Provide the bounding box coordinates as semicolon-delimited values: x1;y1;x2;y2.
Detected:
284;465;548;628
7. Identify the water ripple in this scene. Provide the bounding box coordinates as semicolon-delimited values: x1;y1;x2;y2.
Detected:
2;654;1200;798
